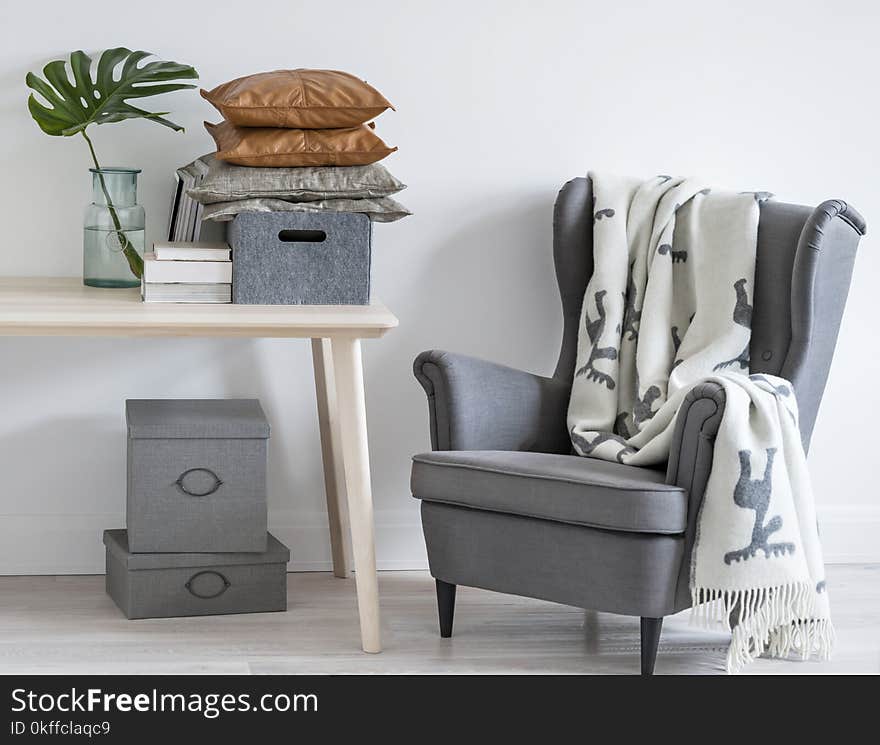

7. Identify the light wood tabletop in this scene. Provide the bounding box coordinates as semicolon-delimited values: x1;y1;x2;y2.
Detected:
0;277;398;338
0;276;398;654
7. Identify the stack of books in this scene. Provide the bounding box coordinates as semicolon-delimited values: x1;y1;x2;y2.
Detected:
166;160;208;242
141;241;233;303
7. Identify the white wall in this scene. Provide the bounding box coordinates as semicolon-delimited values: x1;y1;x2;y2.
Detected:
0;0;877;573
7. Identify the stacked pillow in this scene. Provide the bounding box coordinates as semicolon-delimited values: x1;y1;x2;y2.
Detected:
195;69;408;223
187;156;410;223
202;69;397;167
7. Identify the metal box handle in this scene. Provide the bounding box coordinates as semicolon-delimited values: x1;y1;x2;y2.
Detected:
174;467;223;497
185;570;231;599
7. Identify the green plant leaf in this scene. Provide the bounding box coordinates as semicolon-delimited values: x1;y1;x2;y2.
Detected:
26;48;198;137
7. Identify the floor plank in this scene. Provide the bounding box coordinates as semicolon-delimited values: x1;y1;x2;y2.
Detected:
0;566;876;675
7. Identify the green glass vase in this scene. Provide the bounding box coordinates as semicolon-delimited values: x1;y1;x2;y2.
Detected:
83;168;145;288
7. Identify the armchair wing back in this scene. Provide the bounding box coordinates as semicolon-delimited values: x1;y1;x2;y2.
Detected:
551;177;867;450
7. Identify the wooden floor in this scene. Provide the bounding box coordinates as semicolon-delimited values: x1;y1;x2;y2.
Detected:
1;566;877;675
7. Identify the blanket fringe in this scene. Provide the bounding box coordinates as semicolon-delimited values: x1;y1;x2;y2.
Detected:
691;585;834;673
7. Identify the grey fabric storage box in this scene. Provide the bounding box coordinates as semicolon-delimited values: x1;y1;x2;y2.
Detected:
230;211;371;305
126;399;269;553
104;529;289;619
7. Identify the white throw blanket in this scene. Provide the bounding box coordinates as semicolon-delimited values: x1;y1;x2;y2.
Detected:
567;172;832;672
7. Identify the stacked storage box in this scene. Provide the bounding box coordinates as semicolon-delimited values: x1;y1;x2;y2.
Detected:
105;399;289;619
230;211;371;305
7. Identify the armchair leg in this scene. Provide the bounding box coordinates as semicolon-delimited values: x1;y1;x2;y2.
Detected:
435;579;456;638
640;617;663;676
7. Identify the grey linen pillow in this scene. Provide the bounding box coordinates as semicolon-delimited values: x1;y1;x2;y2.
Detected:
187;155;406;204
202;196;411;223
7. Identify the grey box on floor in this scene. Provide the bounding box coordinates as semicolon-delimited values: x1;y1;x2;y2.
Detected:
125;399;269;553
104;530;289;619
230;211;371;305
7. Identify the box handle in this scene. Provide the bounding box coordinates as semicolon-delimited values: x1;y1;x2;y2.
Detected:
175;467;224;497
277;229;326;243
185;570;231;599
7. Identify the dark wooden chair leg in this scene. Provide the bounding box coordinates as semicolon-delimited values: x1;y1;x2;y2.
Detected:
640;617;663;676
436;579;456;638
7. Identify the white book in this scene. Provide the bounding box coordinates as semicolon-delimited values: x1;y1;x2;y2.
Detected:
142;282;232;303
153;241;231;262
143;253;232;284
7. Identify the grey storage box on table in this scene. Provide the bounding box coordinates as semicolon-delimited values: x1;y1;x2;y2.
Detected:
104;529;289;619
230;211;371;305
126;399;269;553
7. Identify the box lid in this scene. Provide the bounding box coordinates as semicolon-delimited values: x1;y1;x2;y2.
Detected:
126;399;270;439
103;529;289;570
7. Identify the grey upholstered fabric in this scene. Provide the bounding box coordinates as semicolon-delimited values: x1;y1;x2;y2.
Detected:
421;502;685;617
413;351;571;453
664;382;726;609
780;201;864;448
412;450;687;534
412;176;865;620
551;177;595;383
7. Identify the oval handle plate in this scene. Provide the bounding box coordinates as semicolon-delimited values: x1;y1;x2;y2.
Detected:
174;467;223;497
185;570;231;600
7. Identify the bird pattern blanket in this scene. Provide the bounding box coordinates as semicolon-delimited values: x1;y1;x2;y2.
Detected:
567;172;832;672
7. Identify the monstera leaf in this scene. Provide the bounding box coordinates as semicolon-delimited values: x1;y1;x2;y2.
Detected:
26;49;198;280
26;48;198;137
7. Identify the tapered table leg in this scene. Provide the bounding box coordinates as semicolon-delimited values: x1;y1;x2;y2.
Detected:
311;337;352;579
330;336;381;653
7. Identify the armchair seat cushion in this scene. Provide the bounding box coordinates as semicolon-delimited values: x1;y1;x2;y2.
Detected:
411;450;687;535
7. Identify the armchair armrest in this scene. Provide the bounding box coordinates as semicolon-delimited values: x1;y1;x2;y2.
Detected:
666;381;726;490
666;381;727;610
413;350;572;453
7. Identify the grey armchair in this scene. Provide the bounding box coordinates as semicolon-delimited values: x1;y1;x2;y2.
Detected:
410;177;866;674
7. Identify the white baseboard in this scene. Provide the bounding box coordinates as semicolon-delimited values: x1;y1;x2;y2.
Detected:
815;505;880;564
0;509;428;576
0;505;874;575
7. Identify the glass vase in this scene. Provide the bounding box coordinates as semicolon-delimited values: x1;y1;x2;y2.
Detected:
83;168;145;288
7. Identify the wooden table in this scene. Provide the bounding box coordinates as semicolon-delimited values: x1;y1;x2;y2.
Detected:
0;277;398;653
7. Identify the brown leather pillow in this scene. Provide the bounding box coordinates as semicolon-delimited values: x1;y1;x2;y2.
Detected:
201;69;394;129
205;121;397;167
